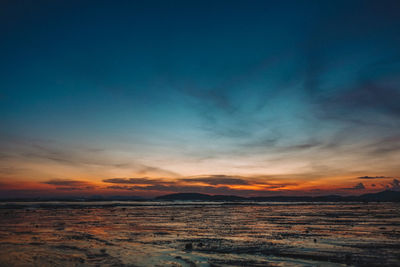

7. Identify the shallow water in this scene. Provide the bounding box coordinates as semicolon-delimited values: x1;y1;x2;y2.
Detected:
0;202;399;266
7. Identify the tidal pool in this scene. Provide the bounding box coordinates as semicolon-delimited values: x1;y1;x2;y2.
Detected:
0;202;399;266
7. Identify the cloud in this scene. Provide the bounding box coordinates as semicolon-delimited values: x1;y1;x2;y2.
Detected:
353;183;366;190
106;184;261;196
0;136;180;178
367;135;400;155
43;179;90;186
103;174;297;196
55;186;95;191
186;175;297;188
320;80;400;120
102;178;163;184
103;175;296;188
386;179;400;191
106;185;132;190
358;176;391;179
43;179;96;191
0;167;26;175
24;145;179;176
183;175;250;185
342;182;366;190
299;3;400;123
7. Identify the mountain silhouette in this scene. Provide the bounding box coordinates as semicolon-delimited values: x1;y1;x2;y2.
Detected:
155;190;400;202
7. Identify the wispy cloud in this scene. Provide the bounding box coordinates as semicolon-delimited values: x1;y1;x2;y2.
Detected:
183;175;251;185
342;182;366;190
42;179;96;191
0;136;180;178
42;179;97;191
102;174;297;196
102;178;170;185
106;184;263;196
358;176;391;179
55;186;95;191
43;179;90;186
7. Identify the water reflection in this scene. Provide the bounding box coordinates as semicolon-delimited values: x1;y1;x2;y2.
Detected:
0;202;399;266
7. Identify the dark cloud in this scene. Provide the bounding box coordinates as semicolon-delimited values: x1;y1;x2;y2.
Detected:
103;174;297;196
342;182;366;190
274;141;322;152
354;183;366;190
102;178;161;184
386;179;400;191
310;189;322;192
358;176;391;179
107;185;132;190
103;175;296;188
43;179;90;186
43;179;97;192
107;184;260;196
55;186;95;191
183;175;250;185
42;179;99;193
102;178;177;185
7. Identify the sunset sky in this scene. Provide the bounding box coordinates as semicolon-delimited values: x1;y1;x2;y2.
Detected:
1;0;400;198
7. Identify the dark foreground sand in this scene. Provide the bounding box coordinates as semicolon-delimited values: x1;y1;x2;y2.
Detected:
0;201;399;266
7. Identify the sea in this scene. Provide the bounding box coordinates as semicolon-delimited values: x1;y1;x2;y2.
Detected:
0;201;399;266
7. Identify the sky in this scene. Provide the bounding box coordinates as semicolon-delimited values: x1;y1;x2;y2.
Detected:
1;0;400;198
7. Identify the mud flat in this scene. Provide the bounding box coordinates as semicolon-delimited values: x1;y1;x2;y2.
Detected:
0;202;399;266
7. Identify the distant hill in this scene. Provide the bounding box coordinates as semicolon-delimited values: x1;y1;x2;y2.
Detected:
0;195;146;202
155;191;400;202
2;191;399;202
357;190;400;202
155;193;246;201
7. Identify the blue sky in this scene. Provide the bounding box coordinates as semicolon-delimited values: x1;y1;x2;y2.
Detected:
1;0;400;197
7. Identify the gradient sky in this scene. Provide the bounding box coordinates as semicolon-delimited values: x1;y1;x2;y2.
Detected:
1;0;400;198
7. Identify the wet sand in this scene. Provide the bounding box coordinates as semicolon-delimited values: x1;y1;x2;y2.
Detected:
0;202;399;266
